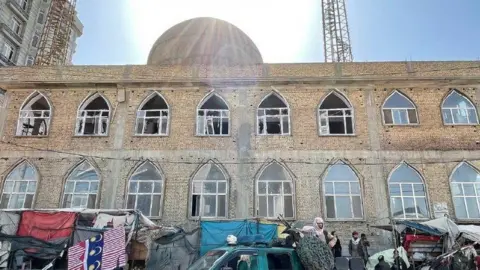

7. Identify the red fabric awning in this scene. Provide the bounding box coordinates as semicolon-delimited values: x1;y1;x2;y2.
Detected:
17;211;77;241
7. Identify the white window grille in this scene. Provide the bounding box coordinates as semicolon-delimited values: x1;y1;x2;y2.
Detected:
382;91;419;125
324;161;363;219
10;16;22;35
2;42;15;61
196;93;230;136
257;93;290;135
318;91;354;135
388;163;429;219
451;162;480;219
190;162;228;218
62;161;99;209
16;91;51;136
75;93;110;136
25;55;34;65
127;161;163;217
135;92;169;136
256;162;294;219
0;161;37;209
442;90;478;125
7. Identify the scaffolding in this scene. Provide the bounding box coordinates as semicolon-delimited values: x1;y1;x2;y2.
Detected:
34;0;77;66
321;0;353;62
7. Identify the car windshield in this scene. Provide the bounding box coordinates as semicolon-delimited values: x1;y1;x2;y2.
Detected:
188;250;227;270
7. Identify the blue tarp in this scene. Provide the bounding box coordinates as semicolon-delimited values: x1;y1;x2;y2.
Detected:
200;220;278;255
397;220;444;236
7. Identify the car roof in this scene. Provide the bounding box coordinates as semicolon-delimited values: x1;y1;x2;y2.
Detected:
214;245;294;252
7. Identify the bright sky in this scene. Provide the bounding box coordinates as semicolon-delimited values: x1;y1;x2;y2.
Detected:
73;0;480;65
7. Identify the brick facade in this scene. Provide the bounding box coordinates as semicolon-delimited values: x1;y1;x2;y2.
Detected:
0;61;480;253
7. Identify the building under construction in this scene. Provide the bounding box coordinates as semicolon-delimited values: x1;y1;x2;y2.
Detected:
0;0;82;66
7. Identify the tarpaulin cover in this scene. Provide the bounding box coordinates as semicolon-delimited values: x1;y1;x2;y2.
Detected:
146;228;200;270
366;247;410;270
396;220;444;236
0;212;19;267
200;220;277;255
17;211;77;241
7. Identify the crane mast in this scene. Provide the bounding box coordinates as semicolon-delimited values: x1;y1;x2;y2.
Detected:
321;0;353;62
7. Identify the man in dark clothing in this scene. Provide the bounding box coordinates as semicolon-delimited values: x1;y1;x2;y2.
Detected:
375;255;390;270
330;231;342;258
391;249;408;270
360;233;370;264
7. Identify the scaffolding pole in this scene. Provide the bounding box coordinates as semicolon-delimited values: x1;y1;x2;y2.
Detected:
321;0;353;62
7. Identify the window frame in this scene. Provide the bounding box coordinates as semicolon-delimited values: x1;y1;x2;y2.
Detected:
134;91;170;137
382;90;419;126
387;162;430;220
255;161;296;220
318;91;355;136
2;42;16;61
31;31;39;48
441;90;479;126
256;92;291;136
126;161;164;218
0;160;38;209
10;16;22;36
15;91;52;136
61;160;100;209
189;161;229;219
37;9;45;24
323;161;364;221
450;162;480;220
196;92;230;137
75;93;111;136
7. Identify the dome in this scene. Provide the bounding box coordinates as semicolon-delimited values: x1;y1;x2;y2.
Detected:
147;17;263;66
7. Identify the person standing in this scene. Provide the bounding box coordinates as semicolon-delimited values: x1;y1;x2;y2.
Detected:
360;233;370;264
348;231;364;258
374;255;390;270
313;217;336;248
391;249;408;270
330;231;342;257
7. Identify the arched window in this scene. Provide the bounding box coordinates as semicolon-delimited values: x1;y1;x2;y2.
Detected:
441;90;478;125
190;162;228;218
318;91;354;135
257;92;290;135
388;163;429;219
0;161;37;209
75;93;110;136
323;161;363;219
62;161;99;208
135;92;169;136
196;93;229;136
382;91;418;125
451;162;480;219
256;161;294;218
16;91;51;136
127;161;164;217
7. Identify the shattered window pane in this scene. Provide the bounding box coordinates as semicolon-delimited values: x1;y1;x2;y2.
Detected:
318;92;353;135
63;161;99;209
16;92;51;136
128;161;163;217
136;93;169;136
1;161;37;209
191;163;228;218
197;94;230;136
76;94;110;136
257;93;290;135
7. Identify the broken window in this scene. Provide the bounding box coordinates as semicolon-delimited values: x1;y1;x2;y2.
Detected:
190;162;228;218
76;93;110;136
257;161;294;219
318;91;354;135
324;161;363;219
0;161;37;209
62;161;99;209
442;90;478;125
382;91;418;125
451;162;480;219
127;161;163;217
257;93;290;135
16;91;51;136
135;92;169;136
196;93;229;136
388;163;429;220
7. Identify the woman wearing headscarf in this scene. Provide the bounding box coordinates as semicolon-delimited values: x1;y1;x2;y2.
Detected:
313;217;336;248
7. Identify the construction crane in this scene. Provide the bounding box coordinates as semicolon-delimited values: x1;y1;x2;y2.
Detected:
321;0;353;62
34;0;77;66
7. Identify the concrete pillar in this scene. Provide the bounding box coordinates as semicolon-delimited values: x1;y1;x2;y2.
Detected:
0;89;10;139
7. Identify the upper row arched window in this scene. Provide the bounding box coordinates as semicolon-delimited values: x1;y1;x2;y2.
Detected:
13;89;479;138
